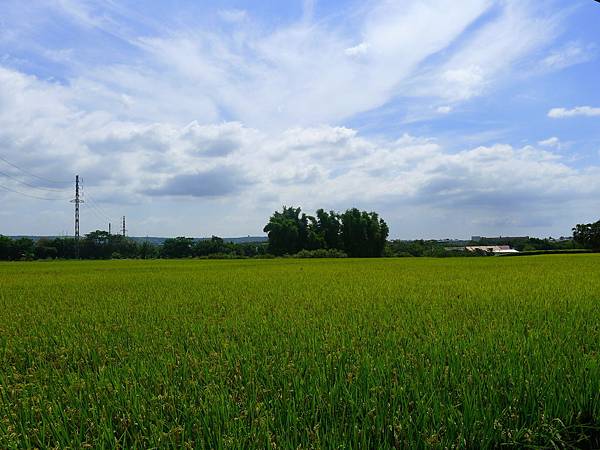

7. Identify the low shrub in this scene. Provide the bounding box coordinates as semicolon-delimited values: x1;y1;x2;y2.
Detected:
294;249;348;258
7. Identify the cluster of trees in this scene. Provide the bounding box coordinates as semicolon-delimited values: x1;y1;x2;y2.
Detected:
573;219;600;251
0;233;152;261
0;233;267;261
160;236;267;258
385;240;465;257
263;207;389;257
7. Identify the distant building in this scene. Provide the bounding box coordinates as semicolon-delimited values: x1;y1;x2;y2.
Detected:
465;245;519;255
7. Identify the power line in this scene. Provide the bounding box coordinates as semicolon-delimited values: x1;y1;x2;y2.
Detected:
0;183;71;201
0;154;71;185
0;169;68;192
85;193;113;221
80;179;113;223
85;201;110;225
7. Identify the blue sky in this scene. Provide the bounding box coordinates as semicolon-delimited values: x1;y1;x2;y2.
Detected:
1;0;599;238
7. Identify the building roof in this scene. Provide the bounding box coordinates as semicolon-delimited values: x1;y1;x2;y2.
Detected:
465;245;519;254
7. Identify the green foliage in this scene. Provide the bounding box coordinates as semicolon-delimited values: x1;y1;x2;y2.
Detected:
386;240;453;257
473;236;579;252
264;206;389;257
0;235;13;260
313;209;342;249
573;219;600;250
160;236;195;258
0;235;35;260
0;235;268;261
340;208;389;257
34;238;58;259
0;257;598;448
81;230;139;259
263;206;311;255
294;248;348;258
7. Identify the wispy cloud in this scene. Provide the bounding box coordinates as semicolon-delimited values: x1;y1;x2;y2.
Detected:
541;41;595;70
548;106;600;118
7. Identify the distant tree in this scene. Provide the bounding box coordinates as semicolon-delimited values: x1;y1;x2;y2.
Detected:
573;220;600;251
79;231;140;259
161;237;195;258
263;206;311;255
82;230;113;259
0;235;12;260
10;238;35;260
112;235;139;259
50;237;79;259
264;206;389;257
138;240;159;259
340;208;389;257
311;209;342;249
34;238;58;259
194;236;228;257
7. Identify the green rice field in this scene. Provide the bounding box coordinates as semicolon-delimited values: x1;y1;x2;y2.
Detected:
1;256;599;448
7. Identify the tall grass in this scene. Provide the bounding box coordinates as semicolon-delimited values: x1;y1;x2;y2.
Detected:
0;256;599;448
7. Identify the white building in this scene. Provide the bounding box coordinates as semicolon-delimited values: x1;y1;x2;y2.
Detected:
465;245;519;255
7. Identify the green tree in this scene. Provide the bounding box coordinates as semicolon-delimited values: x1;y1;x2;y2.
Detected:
34;238;58;259
49;237;79;259
263;206;311;255
80;231;140;259
193;236;229;256
82;230;113;259
340;208;389;257
311;209;342;249
161;237;195;258
264;206;389;257
0;235;12;260
9;237;35;260
573;220;600;250
138;240;159;259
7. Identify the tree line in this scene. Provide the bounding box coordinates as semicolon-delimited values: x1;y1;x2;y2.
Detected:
1;215;598;261
385;236;582;257
0;233;267;261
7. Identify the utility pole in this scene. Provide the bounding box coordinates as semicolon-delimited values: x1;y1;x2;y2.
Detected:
108;222;111;235
70;175;83;257
122;216;126;237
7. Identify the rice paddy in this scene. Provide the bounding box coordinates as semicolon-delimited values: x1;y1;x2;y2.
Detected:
0;255;599;448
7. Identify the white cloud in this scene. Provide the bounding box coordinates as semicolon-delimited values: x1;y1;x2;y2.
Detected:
218;9;247;23
0;1;595;237
345;42;369;57
548;106;600;118
541;42;595;70
538;137;561;148
3;60;598;232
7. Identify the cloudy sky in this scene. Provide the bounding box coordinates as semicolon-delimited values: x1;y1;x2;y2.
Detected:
1;0;599;239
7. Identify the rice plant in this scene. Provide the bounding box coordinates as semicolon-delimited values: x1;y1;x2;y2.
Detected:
0;255;598;448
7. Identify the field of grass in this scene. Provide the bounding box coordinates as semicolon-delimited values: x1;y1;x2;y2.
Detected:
0;255;599;448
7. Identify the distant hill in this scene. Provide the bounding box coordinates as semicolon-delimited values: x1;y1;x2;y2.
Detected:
8;235;268;245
